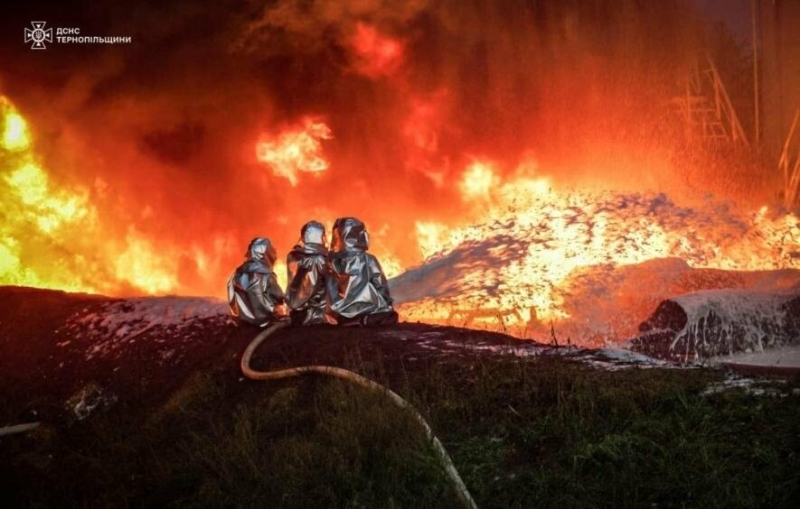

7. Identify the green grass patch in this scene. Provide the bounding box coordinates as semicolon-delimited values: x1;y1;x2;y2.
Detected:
2;354;798;508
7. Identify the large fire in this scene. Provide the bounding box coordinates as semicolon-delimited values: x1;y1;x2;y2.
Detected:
2;98;93;293
2;95;797;339
1;98;179;295
2;1;798;344
395;179;797;335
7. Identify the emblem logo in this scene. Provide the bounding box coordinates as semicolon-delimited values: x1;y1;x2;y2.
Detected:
24;22;53;50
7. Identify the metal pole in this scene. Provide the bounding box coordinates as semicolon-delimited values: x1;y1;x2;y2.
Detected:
751;0;760;147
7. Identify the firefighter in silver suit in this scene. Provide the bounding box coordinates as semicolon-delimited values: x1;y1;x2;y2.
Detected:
227;237;287;327
327;217;398;325
286;220;332;325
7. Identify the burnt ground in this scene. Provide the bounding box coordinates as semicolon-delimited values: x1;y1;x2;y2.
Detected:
0;286;555;424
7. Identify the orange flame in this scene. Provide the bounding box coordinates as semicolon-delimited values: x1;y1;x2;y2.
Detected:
397;157;799;334
459;161;500;200
1;97;180;296
114;227;177;294
255;119;332;186
2;109;29;151
2;90;797;343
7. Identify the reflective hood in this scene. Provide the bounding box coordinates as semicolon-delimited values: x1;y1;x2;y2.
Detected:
227;236;285;327
327;216;395;322
299;220;326;249
286;220;330;325
246;237;277;268
331;217;369;252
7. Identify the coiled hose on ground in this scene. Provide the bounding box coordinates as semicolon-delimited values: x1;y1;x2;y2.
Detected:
240;321;479;509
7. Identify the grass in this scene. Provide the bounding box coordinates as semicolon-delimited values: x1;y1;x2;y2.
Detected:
420;359;799;508
2;350;798;508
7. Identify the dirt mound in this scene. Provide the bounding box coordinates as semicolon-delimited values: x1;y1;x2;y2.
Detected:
0;286;550;422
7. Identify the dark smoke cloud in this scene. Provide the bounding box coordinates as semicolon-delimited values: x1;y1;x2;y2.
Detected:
235;0;427;50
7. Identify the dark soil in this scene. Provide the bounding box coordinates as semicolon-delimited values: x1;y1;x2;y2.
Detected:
0;286;544;423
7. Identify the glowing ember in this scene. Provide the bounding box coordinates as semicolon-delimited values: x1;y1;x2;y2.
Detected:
255;119;332;186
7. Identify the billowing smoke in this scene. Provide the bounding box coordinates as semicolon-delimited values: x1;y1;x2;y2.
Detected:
0;0;775;298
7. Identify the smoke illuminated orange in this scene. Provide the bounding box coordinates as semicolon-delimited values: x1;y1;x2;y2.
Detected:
351;22;404;78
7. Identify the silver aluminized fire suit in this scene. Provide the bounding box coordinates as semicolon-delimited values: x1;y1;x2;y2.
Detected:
227;237;286;327
286;221;331;325
327;217;397;325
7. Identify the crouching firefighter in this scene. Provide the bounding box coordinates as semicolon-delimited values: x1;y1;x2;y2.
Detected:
327;217;398;326
286;220;332;325
227;237;287;327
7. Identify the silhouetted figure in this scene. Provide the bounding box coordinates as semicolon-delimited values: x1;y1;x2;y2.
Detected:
227;237;286;327
286;220;332;325
327;217;398;326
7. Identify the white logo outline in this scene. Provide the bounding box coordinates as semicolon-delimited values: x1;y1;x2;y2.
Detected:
24;21;53;50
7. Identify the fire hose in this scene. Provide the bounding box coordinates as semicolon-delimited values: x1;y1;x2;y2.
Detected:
240;321;479;509
0;421;40;437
